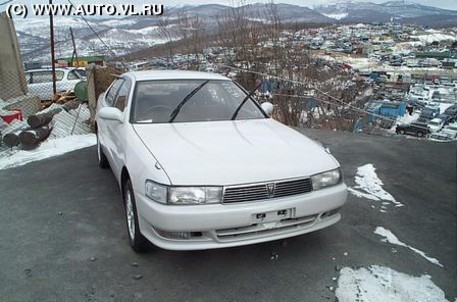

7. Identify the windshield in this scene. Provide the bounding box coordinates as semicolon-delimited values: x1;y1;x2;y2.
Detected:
131;80;266;123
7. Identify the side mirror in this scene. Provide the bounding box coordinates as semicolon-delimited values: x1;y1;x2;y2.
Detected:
261;102;274;116
98;107;123;122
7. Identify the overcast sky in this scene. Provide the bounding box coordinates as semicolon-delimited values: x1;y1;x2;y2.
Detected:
1;0;456;11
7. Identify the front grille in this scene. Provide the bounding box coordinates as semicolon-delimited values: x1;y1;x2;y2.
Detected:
222;178;312;204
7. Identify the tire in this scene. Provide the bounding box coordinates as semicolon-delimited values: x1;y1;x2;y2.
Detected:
97;133;109;169
417;131;424;137
124;179;149;253
400;129;405;135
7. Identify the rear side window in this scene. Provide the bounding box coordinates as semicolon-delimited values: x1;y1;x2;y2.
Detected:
114;80;131;112
67;70;80;80
105;79;124;107
31;71;64;83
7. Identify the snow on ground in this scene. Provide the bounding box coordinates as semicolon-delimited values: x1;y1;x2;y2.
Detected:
335;265;449;302
374;227;443;267
0;134;96;171
348;164;404;211
388;111;420;132
0;103;95;170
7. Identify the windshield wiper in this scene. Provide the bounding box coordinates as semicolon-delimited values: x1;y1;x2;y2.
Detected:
231;82;262;120
169;80;209;122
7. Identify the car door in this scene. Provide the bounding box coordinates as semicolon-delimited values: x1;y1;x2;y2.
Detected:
97;78;125;170
106;79;132;178
28;70;64;100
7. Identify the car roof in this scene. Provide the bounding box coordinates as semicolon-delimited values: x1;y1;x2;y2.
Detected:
430;118;442;123
25;67;82;72
124;70;230;82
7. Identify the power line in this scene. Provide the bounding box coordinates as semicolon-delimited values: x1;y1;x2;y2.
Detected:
271;93;398;123
0;0;15;6
220;64;398;123
66;0;128;68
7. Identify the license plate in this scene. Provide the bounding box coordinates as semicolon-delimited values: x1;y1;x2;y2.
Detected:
252;208;292;223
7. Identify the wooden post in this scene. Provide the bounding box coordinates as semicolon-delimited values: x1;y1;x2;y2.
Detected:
18;127;52;150
27;108;61;128
3;132;20;148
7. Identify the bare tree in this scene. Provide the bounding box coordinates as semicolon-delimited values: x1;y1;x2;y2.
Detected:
157;10;180;66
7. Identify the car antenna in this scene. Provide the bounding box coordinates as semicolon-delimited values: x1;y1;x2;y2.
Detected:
231;82;262;120
169;80;209;122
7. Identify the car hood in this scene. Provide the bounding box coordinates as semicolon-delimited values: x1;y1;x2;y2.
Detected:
133;119;339;186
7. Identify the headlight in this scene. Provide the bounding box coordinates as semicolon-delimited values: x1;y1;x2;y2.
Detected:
145;181;167;204
169;187;222;205
311;168;342;190
145;180;222;205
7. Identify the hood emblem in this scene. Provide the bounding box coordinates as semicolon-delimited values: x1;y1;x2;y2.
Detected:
266;183;275;197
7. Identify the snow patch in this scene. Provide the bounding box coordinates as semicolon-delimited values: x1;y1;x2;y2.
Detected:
100;19;137;27
411;33;456;43
389;111;420;132
336;265;449;302
349;164;404;209
375;227;443;267
322;13;348;20
0;134;96;171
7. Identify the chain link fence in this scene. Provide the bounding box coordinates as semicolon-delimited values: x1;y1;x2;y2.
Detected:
0;67;93;155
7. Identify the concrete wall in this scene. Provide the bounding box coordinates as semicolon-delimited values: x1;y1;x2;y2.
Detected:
0;12;27;100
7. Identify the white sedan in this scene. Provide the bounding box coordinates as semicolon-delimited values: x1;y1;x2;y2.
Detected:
95;70;347;252
25;68;86;100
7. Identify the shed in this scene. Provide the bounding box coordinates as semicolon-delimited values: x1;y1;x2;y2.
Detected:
365;100;407;122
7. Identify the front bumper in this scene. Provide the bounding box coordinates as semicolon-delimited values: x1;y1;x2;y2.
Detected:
135;183;347;250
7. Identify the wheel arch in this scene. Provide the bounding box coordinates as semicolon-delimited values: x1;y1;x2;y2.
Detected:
121;166;131;198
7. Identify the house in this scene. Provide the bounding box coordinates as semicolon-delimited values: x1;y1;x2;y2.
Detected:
56;55;106;67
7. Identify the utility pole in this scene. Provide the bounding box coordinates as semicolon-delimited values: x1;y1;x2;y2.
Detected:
49;0;56;95
69;27;79;67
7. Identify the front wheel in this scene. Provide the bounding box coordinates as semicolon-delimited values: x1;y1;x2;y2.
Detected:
124;179;149;253
417;131;424;137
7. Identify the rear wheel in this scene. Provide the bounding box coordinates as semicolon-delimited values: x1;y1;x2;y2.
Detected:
97;133;109;169
124;179;148;253
417;131;424;137
399;129;405;135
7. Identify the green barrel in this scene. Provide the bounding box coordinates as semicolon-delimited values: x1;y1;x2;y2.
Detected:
74;81;88;102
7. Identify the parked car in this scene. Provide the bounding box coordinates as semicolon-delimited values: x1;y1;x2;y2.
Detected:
396;122;429;137
444;105;457;117
25;67;86;100
427;118;445;133
442;122;457;139
437;113;454;125
428;132;455;142
407;100;425;110
419;106;440;120
95;70;348;252
444;122;457;132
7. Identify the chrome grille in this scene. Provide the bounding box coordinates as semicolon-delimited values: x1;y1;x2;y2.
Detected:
223;178;312;204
